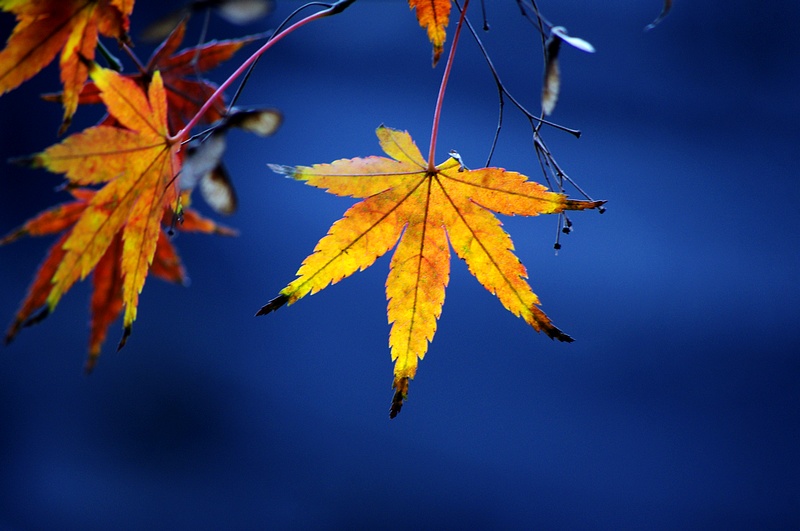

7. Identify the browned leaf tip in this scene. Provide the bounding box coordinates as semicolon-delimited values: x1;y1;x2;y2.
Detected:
530;306;574;343
84;352;99;374
565;199;607;211
390;376;410;419
6;307;51;345
117;325;132;352
8;154;41;168
255;293;289;316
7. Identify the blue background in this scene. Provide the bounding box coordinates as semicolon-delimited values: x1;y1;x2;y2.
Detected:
1;1;798;528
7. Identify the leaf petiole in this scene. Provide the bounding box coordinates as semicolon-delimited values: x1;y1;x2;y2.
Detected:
427;0;470;172
96;39;123;72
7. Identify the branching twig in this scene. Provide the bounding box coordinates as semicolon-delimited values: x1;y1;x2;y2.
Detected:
458;0;603;250
174;0;357;143
455;0;579;168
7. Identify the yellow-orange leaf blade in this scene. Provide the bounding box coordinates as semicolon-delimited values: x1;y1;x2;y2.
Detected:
260;126;604;416
437;163;600;338
284;157;421;199
440;185;569;340
387;177;450;383
376;125;427;166
30;126;158;185
441;165;598;216
46;171;138;307
35;68;177;339
276;125;426;199
120;149;176;331
92;63;167;138
408;0;451;66
264;191;409;311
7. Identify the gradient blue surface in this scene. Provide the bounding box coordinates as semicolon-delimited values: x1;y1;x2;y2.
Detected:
1;1;798;528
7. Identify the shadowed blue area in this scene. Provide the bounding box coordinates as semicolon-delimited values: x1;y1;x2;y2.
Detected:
1;1;798;529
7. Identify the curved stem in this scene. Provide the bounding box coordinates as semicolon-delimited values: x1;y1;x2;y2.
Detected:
427;0;470;171
172;0;356;143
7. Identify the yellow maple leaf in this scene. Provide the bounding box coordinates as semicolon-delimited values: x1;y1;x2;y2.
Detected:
260;126;604;417
409;0;451;66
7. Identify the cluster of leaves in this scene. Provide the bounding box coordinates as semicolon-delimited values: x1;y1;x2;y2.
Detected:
0;0;667;416
0;1;266;368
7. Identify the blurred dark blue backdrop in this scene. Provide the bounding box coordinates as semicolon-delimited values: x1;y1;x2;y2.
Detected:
1;1;798;529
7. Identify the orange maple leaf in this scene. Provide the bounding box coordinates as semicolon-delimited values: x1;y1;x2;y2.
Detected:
0;0;134;133
409;0;451;66
2;187;234;370
259;126;604;417
50;19;258;133
11;63;184;352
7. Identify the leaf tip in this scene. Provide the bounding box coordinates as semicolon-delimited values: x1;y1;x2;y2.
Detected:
529;306;574;342
23;307;51;331
564;198;607;212
390;376;410;419
5;308;50;346
84;352;99;374
215;226;239;237
549;328;575;343
117;325;132;351
58;116;72;136
267;163;297;179
4;324;20;346
431;46;443;68
0;227;24;245
255;293;289;316
9;154;43;168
